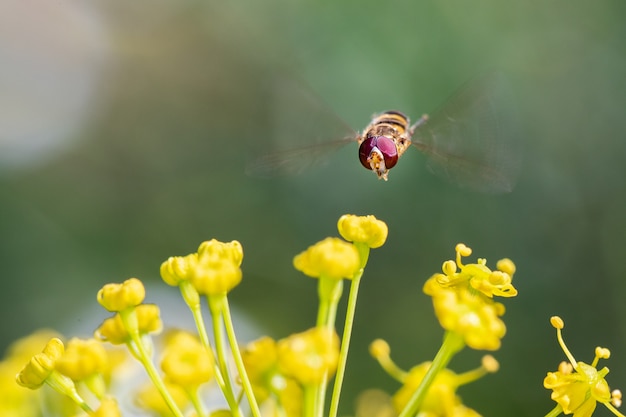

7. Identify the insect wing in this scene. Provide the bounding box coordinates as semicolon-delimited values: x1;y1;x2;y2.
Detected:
412;72;522;193
246;78;357;178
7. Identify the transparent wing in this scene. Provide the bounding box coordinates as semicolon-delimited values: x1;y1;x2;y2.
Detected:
412;72;522;193
246;77;358;178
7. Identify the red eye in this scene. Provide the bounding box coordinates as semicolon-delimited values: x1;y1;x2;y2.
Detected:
358;136;398;170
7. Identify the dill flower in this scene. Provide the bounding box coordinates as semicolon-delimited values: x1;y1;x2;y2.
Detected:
423;243;517;351
0;330;60;417
337;214;388;249
190;239;244;295
16;337;65;389
293;237;360;280
370;339;498;417
95;304;163;345
160;331;214;389
97;277;146;312
277;327;340;386
55;337;108;398
241;336;303;417
544;316;623;417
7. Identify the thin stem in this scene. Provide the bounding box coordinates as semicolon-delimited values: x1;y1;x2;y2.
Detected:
398;331;465;417
183;284;228;392
208;296;243;417
328;273;363;417
221;295;262;417
187;387;207;417
119;309;184;417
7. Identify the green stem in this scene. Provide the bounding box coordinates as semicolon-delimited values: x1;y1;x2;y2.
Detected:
208;296;243;417
120;309;184;417
220;295;262;417
182;281;229;393
317;277;343;328
398;331;465;417
46;371;93;414
188;387;207;417
328;272;363;417
544;404;563;417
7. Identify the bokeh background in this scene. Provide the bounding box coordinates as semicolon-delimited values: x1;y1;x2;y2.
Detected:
2;0;626;415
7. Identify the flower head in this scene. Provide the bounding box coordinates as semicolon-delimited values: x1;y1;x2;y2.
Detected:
95;304;162;345
241;336;303;416
544;316;622;417
97;278;146;312
293;237;360;280
337;214;388;249
190;239;243;295
160;330;213;389
423;244;516;351
277;327;340;386
16;338;65;389
160;254;197;286
55;338;108;382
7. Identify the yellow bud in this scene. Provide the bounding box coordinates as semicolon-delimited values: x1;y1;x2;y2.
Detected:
481;355;499;373
293;237;360;280
191;257;242;295
337;214;388;248
550;316;564;330
97;278;145;312
496;258;516;275
278;327;339;386
455;243;472;257
197;239;243;267
95;304;162;345
161;331;213;388
16;338;65;389
55;338;108;381
369;339;390;359
160;254;196;286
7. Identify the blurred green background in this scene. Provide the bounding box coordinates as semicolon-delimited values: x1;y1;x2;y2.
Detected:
2;0;626;415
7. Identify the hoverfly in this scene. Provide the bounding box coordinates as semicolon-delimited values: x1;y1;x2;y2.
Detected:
248;72;521;193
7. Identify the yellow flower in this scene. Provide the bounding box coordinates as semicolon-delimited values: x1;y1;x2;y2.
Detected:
0;330;61;417
55;338;108;382
371;338;497;416
277;327;340;386
423;281;506;351
160;254;197;286
97;278;146;312
423;244;516;351
241;336;303;417
544;316;623;417
432;244;517;298
393;363;481;417
293;237;360;280
16;338;65;389
95;304;162;345
160;331;213;389
190;239;243;295
337;214;388;249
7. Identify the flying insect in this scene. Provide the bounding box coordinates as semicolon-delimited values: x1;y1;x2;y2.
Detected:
248;72;521;193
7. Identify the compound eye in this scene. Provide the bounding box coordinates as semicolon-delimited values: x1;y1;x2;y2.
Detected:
358;136;398;170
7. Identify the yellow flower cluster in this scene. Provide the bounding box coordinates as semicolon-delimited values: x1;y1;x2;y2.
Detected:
544;316;623;417
161;239;244;295
423;243;517;351
370;339;499;417
241;328;340;416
